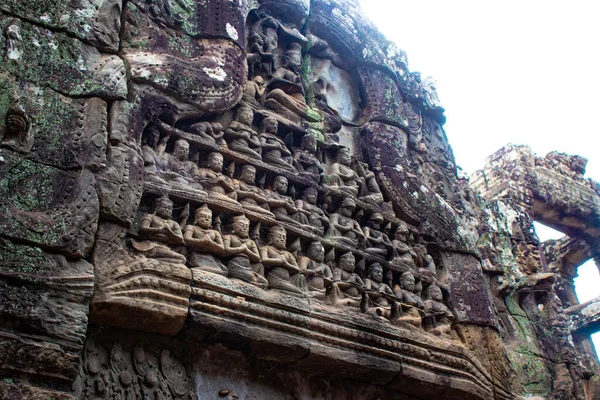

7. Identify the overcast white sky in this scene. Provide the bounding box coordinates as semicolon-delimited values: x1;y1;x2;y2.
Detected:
357;0;600;352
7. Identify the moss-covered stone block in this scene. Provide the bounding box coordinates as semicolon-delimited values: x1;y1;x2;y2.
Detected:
0;76;108;170
0;15;126;100
0;0;122;53
0;150;98;258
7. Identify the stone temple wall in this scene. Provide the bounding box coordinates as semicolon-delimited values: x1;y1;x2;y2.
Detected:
0;0;598;399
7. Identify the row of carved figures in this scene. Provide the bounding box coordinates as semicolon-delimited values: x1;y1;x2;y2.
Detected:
135;196;454;337
142;102;385;196
141;155;433;267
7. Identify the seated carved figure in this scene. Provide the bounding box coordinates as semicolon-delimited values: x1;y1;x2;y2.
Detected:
264;43;324;131
356;162;385;205
271;42;304;91
197;152;239;206
393;271;424;328
293;134;324;182
266;176;299;225
184;205;227;276
259;116;294;171
264;41;322;124
223;215;268;289
234;165;274;218
242;76;266;108
329;252;365;308
159;138;201;188
224;106;262;159
390;224;417;272
363;213;393;258
418;254;438;283
326;198;364;247
298;241;333;298
423;284;454;338
260;225;306;295
246;17;277;78
323;147;360;197
363;263;395;319
294;187;328;235
141;125;168;185
133;196;186;264
189;121;225;146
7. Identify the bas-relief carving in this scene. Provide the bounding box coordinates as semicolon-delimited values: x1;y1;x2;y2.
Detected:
1;0;598;398
73;331;195;400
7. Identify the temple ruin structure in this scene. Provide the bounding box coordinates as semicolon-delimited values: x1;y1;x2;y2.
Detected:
0;0;599;398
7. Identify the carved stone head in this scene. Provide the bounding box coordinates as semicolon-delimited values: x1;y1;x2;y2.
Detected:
240;165;256;185
195;205;213;229
237;105;254;126
400;271;416;292
269;225;287;250
300;133;317;153
336;147;352;166
394;223;409;241
426;284;443;302
338;252;355;273
273;176;288;195
307;241;325;262
173;139;190;160
207;152;224;172
232;215;250;238
339;197;356;216
284;42;303;72
154;196;173;219
369;213;384;229
302;187;318;204
368;263;383;283
261;116;278;135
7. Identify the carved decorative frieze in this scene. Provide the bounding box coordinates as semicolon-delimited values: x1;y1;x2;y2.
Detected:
1;0;598;398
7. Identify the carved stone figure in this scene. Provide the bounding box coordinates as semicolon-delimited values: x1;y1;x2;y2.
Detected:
271;42;304;91
356;162;385;205
420;253;437;279
393;271;424;328
363;263;395;319
189;121;225;146
259;116;294;170
294;187;328;235
363;213;393;258
330;252;364;308
298;241;333;298
141;125;168;185
235;164;274;217
266;176;299;224
159;138;201;188
261;225;306;294
242;76;267;108
326;198;364;247
423;77;442;109
294;134;324;182
264;38;322;128
224;105;262;159
323;147;360;197
132;196;186;263
1;104;33;152
184;205;227;276
390;224;417;272
197;152;240;206
423;283;454;337
223;215;268;289
247;17;278;78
